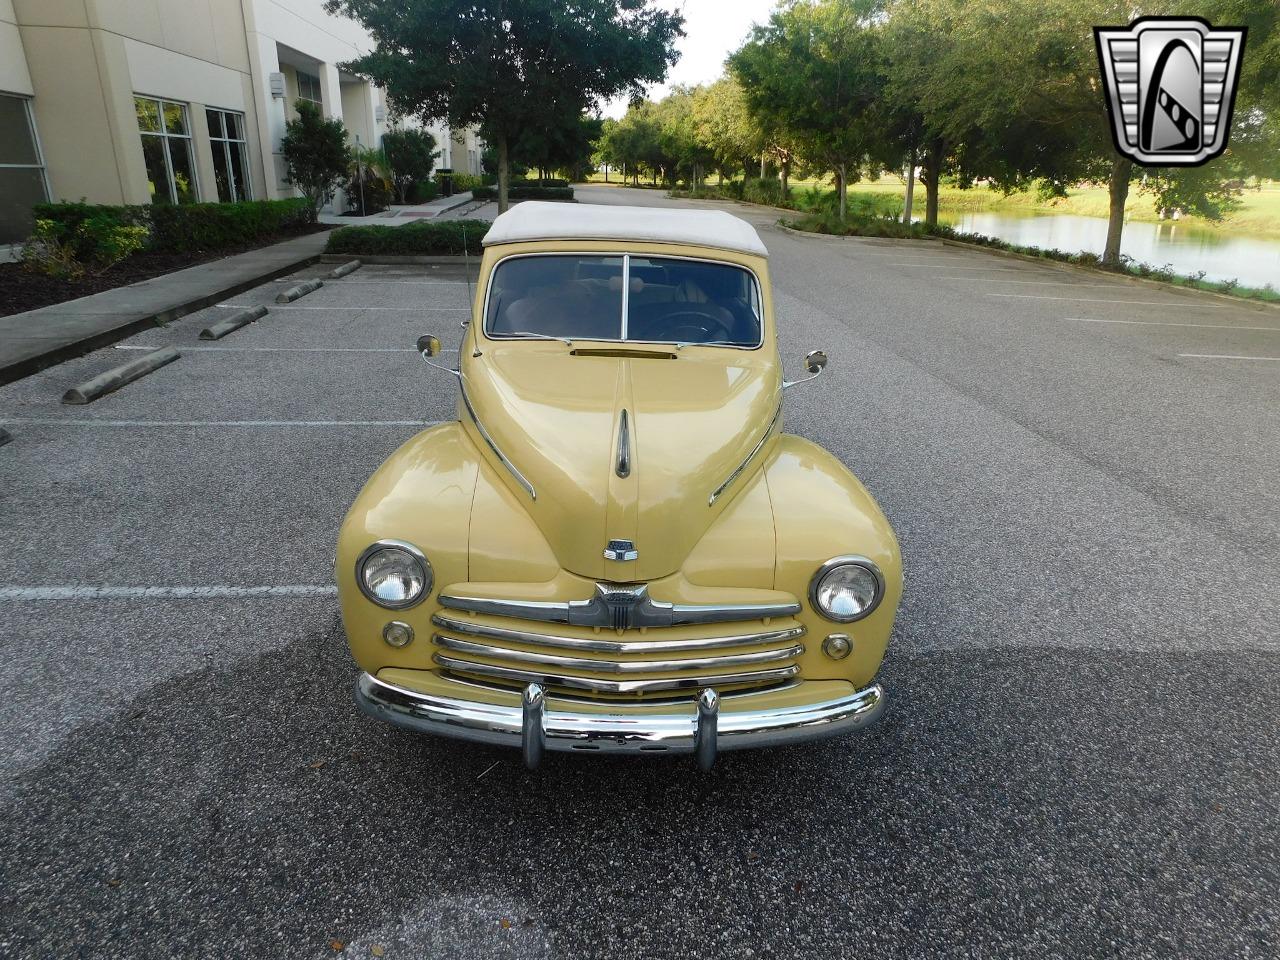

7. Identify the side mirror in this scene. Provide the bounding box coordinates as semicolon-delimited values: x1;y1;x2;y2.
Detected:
804;350;828;374
417;334;442;357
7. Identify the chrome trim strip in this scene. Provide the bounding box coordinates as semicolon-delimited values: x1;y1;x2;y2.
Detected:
708;400;783;506
438;583;801;627
433;634;805;674
615;408;631;478
431;614;805;653
356;672;886;757
432;654;799;695
808;555;886;623
459;379;536;500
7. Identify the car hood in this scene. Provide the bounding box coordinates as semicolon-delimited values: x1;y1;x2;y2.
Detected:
460;342;782;581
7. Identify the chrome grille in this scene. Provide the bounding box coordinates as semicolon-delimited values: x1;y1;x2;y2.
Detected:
431;586;805;700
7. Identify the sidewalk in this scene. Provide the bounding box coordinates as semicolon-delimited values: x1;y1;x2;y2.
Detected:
0;231;328;386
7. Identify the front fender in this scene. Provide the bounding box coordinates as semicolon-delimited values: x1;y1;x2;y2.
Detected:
337;423;479;675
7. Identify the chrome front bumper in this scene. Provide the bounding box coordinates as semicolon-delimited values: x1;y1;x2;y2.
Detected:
356;672;885;770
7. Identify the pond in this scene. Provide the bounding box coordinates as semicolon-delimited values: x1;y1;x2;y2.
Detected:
933;210;1280;289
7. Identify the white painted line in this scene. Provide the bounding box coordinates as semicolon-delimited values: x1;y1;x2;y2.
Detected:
936;277;1112;286
0;418;443;427
113;345;443;353
0;585;338;600
988;293;1223;306
1177;353;1280;361
1071;318;1279;332
216;304;469;311
283;279;474;285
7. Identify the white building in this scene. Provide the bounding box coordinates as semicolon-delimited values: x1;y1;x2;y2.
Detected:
0;0;484;243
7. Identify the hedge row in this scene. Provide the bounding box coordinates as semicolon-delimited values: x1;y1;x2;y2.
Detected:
324;219;491;256
32;198;314;254
470;185;575;201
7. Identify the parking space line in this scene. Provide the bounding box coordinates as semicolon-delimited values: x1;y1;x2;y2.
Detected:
989;293;1224;306
1177;353;1280;361
1071;318;1279;332
278;279;474;285
0;418;443;427
936;277;1112;286
0;585;338;600
112;345;439;353
216;304;469;311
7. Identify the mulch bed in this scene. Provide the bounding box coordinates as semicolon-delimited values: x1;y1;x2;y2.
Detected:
0;224;331;318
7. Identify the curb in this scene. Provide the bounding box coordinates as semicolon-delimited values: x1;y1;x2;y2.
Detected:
62;347;180;404
0;251;321;388
276;278;323;302
0;427;10;447
317;254;477;265
200;305;268;340
774;221;1279;313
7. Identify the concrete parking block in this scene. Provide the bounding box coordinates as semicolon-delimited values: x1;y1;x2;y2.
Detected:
328;260;362;278
61;347;181;405
276;278;324;302
199;305;268;340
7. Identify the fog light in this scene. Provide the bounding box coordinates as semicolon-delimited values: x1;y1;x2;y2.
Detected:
822;633;852;660
383;621;414;648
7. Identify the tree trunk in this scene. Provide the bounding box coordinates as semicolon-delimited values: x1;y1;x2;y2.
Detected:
1103;156;1132;265
760;152;766;178
497;133;510;214
837;163;847;222
781;158;790;200
903;147;916;224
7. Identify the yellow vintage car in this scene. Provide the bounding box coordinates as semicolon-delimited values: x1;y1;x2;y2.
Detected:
337;202;901;769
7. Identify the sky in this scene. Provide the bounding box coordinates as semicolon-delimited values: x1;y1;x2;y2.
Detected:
602;0;778;118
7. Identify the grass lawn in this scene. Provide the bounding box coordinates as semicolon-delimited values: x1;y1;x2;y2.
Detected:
791;175;1280;238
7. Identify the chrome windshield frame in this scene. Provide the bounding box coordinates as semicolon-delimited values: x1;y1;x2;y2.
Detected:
480;250;766;352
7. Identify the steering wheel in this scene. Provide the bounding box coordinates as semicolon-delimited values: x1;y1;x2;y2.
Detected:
653;309;733;344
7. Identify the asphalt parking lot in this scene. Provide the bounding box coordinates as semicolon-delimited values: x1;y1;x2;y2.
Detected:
1;185;1277;959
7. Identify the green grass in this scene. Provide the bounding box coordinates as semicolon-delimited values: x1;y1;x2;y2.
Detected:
782;175;1280;239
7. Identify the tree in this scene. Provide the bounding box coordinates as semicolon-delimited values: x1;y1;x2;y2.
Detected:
730;0;884;221
511;110;603;182
382;128;439;203
280;100;350;218
692;77;767;182
325;0;683;213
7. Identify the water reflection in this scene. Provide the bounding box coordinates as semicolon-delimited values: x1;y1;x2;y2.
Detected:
935;210;1280;288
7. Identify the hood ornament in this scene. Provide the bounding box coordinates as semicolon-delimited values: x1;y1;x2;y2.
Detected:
603;539;639;562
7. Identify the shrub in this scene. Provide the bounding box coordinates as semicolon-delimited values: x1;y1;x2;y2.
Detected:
382;128;439;203
21;216;148;278
470;185;574;201
406;180;440;203
148;198;313;252
344;146;393;215
31;202;150;260
280;100;349;217
324;219;490;256
742;178;786;207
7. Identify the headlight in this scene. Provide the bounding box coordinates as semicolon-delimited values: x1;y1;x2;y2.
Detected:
809;556;883;622
356;540;431;609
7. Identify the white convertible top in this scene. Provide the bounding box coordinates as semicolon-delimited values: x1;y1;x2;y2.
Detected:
482;201;769;258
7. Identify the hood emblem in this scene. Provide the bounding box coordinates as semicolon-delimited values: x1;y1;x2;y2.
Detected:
615;409;631;479
603;539;639;562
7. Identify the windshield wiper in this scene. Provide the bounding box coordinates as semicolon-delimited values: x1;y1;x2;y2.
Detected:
504;331;574;345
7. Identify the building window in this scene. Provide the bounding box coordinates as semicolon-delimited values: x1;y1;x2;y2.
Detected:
0;93;50;244
135;96;197;204
207;109;251;202
296;71;322;106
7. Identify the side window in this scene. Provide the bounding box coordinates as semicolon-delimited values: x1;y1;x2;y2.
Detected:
135;96;197;204
207;109;251;202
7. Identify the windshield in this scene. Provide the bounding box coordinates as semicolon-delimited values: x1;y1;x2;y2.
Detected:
484;254;762;347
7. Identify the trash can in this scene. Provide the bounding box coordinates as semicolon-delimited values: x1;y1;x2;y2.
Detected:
437;169;454;198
